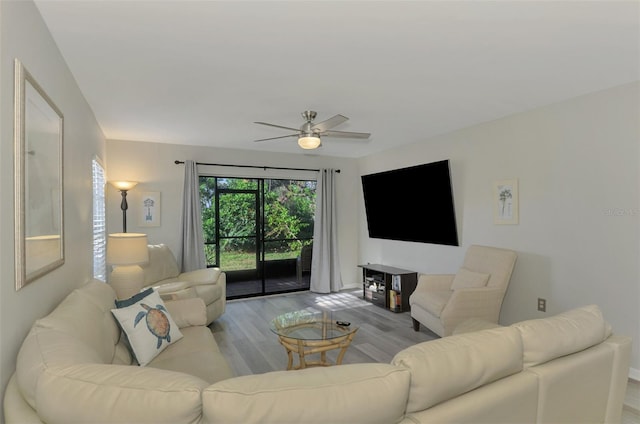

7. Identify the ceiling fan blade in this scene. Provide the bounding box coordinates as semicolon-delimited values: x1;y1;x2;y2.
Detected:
254;121;301;132
254;133;299;142
322;130;371;139
311;114;348;132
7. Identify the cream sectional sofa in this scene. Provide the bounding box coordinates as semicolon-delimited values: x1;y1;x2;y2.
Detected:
4;280;631;424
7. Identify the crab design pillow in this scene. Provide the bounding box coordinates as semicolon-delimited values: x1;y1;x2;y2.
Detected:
112;289;183;366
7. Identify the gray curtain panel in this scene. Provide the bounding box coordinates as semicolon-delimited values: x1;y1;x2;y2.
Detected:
180;160;206;272
310;168;343;293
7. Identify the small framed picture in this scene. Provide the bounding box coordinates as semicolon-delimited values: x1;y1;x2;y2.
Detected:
493;179;518;225
139;191;160;227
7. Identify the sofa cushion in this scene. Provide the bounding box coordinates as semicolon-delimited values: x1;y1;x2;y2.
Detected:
450;267;490;290
36;363;208;424
409;290;451;317
142;244;180;285
392;326;523;413
202;364;410;424
111;290;184;366
16;281;123;409
512;304;612;367
148;326;235;384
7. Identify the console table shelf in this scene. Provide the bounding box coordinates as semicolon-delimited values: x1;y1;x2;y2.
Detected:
359;264;417;312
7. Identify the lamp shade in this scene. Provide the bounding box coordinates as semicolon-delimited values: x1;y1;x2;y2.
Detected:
298;135;321;149
110;181;139;191
107;233;149;266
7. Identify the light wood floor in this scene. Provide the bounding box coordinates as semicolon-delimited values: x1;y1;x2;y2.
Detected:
210;289;639;423
624;378;640;424
211;288;437;375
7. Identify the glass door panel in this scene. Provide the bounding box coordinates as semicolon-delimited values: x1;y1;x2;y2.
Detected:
219;190;260;298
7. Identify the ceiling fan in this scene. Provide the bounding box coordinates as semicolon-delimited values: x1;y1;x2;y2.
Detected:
254;110;371;149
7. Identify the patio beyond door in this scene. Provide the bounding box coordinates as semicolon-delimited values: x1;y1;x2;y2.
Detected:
199;176;316;299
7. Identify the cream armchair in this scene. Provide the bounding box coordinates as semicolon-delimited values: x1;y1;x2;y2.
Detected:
140;243;226;325
410;244;517;337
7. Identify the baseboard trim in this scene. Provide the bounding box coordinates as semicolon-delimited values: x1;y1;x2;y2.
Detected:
629;367;640;382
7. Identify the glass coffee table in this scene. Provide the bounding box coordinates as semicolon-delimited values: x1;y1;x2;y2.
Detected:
270;310;359;370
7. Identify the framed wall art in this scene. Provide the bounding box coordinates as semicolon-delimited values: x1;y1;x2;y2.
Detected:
139;191;161;227
14;59;65;289
493;179;518;225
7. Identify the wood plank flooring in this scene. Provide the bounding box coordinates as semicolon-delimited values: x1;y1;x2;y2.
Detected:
210;289;639;424
210;288;437;375
624;379;640;424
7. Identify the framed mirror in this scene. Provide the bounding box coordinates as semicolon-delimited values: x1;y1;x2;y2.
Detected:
14;59;64;290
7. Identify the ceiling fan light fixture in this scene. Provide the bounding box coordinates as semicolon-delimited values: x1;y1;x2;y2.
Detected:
298;134;321;149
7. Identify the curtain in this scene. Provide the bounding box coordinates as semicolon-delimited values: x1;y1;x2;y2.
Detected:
180;160;206;271
310;168;342;293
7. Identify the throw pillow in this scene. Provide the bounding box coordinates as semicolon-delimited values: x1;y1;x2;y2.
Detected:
450;268;490;290
111;289;183;366
115;287;154;308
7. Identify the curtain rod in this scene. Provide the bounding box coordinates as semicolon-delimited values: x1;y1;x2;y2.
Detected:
174;160;340;173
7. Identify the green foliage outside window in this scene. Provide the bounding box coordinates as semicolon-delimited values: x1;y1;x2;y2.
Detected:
199;176;316;269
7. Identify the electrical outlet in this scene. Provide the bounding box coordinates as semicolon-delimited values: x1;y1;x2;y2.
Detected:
537;298;547;312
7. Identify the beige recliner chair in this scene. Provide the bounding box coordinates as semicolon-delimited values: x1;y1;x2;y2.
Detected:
410;244;517;337
140;244;226;325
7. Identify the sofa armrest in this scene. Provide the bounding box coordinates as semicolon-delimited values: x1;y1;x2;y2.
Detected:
177;268;222;286
164;298;207;327
414;274;455;292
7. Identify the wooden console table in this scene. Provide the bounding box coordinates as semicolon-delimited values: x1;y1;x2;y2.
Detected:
359;264;417;312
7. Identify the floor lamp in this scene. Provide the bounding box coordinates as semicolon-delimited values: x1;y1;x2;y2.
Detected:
110;181;138;233
107;233;149;300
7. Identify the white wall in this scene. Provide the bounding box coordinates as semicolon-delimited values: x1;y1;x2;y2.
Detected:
105;140;361;287
0;0;106;416
357;82;640;373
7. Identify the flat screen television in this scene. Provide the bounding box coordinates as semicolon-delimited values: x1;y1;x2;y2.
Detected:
361;160;459;246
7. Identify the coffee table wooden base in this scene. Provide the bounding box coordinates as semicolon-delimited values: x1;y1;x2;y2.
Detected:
277;329;358;370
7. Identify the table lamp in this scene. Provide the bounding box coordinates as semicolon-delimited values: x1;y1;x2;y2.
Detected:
107;233;149;299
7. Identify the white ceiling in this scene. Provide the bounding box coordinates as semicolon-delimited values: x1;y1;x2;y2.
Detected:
34;0;639;158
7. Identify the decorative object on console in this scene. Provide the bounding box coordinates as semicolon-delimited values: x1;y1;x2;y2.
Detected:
111;289;183;366
107;233;149;300
110;180;138;232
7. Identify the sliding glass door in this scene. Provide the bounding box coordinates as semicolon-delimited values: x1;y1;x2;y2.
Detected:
199;176;316;299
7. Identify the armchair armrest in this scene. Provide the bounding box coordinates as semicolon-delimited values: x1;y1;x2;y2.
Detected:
415;274;455;292
177;268;222;286
164;298;207;327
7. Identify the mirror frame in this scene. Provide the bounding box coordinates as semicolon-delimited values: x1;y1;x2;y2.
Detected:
14;59;65;290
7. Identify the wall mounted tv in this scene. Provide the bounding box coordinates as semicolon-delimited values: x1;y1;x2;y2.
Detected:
361;160;459;246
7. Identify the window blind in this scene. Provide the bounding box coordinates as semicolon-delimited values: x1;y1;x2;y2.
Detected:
92;159;107;281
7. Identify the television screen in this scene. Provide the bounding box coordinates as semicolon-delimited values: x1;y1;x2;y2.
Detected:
361;160;459;246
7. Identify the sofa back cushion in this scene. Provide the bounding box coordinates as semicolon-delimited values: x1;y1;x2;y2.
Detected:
16;281;126;409
36;363;208;424
512;304;612;367
202;363;410;424
392;326;523;413
142;244;181;285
